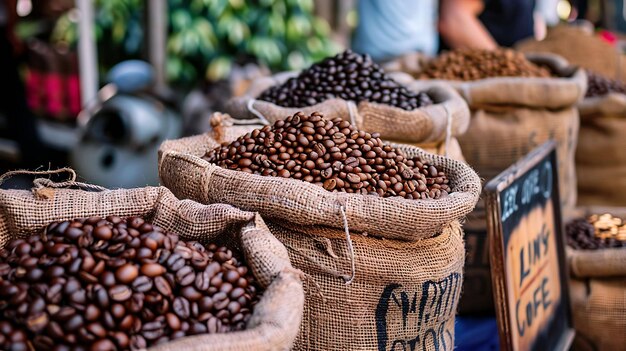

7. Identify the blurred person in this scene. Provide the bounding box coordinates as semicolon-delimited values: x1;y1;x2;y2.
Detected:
352;0;440;61
352;0;501;62
0;0;47;168
440;0;537;48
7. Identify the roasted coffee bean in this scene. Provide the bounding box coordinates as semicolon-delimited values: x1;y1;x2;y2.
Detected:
131;275;153;292
585;70;626;97
419;48;552;81
0;216;261;351
204;111;451;200
566;215;626;250
140;263;165;277
258;50;431;110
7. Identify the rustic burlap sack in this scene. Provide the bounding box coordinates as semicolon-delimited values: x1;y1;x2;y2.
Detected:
269;220;465;350
224;73;470;161
566;206;626;351
158;131;480;350
0;171;304;351
576;93;626;206
437;53;586;216
159;134;480;242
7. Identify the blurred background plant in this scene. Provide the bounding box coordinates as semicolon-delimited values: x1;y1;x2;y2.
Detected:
50;0;341;87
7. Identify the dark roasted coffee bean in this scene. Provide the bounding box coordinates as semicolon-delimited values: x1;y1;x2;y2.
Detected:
132;275;153;292
173;297;190;319
109;285;132;302
258;50;431;110
203;111;451;200
0;216;261;350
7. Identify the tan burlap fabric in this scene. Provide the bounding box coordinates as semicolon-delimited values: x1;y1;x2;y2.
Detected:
270;220;465;350
159;133;481;241
224;72;470;161
0;179;304;351
450;53;586;221
566;206;626;351
576;93;626;206
159;131;479;350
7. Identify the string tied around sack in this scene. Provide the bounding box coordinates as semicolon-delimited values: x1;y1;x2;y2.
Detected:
0;168;107;199
443;103;452;158
246;99;271;126
339;204;356;286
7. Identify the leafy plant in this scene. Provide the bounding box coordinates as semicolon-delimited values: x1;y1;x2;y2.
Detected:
51;0;341;87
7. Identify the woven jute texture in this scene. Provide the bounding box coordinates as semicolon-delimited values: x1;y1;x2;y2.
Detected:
566;206;626;351
158;133;481;241
576;93;626;206
452;53;585;224
0;183;304;351
224;73;470;161
269;220;465;350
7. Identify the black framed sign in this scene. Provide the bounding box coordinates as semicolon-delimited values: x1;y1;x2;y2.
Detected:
485;141;574;351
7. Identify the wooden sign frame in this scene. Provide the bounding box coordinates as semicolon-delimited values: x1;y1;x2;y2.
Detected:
485;141;574;351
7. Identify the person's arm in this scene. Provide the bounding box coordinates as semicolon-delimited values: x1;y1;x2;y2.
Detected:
438;0;498;50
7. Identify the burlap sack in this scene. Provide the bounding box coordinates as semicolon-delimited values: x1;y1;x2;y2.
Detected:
433;53;586;216
158;134;480;242
565;206;626;351
576;93;626;206
224;73;470;161
158;131;480;350
396;53;586;315
0;173;304;351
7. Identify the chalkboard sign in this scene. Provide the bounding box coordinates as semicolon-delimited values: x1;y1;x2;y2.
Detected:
485;141;574;351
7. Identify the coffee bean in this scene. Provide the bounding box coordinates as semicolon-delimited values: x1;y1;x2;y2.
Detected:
93;226;112;241
90;338;116;351
141;263;165;277
0;216;262;350
173;297;190;319
258;50;431;110
204;111;451;200
109;285;132;302
419;48;552;81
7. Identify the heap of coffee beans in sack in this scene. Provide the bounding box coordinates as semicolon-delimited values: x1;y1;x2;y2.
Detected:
0;216;260;351
204;111;451;200
257;50;433;110
418;48;552;81
566;214;626;250
585;70;626;97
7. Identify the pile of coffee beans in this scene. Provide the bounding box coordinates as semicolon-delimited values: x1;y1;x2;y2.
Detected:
204;111;451;200
585;70;626;97
418;48;552;81
566;214;626;250
257;50;432;110
0;216;260;351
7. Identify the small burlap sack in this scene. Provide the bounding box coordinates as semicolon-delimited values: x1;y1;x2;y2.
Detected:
0;170;304;351
566;206;626;351
576;93;626;206
158;132;481;350
224;73;470;161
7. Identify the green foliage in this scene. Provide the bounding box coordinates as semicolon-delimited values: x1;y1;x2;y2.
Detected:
51;0;341;87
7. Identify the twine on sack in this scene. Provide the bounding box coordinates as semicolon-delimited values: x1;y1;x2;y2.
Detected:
339;205;356;285
0;168;106;199
443;103;453;158
0;167;77;186
346;100;358;126
246;99;271;125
